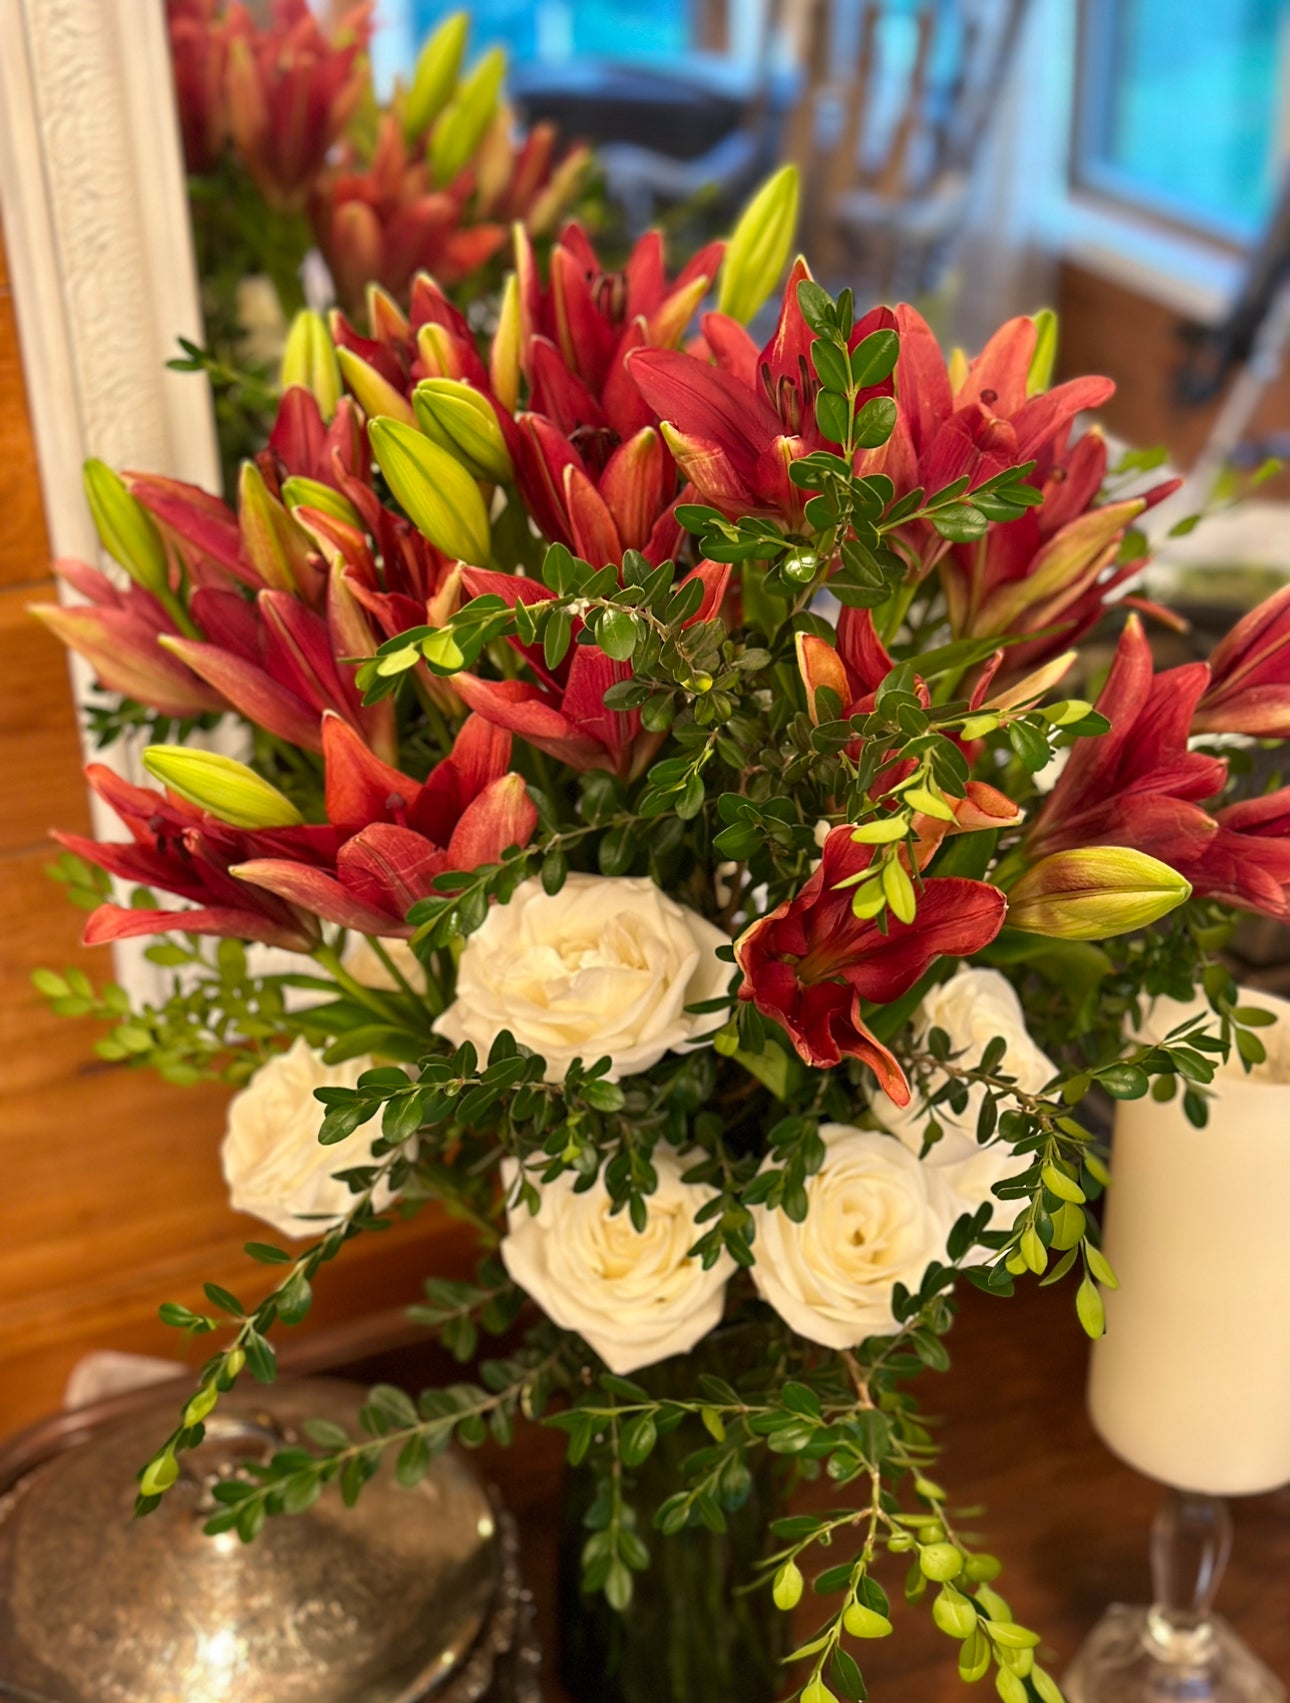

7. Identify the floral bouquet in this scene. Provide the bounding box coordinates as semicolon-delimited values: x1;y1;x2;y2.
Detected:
168;0;587;478
32;159;1290;1703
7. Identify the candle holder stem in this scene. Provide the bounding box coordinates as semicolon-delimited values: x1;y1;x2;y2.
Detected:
1143;1489;1230;1667
1064;1489;1283;1703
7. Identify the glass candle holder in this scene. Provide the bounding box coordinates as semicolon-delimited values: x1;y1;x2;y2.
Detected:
1065;989;1290;1702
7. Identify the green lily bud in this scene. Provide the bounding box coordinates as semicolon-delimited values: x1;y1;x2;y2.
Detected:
280;476;361;528
413;378;512;483
717;165;800;324
1027;307;1058;396
83;459;169;593
142;746;304;829
404;10;469;141
238;461;314;596
280;310;342;421
1008;847;1191;941
429;46;506;188
369;416;491;565
335;346;416;427
491;271;521;413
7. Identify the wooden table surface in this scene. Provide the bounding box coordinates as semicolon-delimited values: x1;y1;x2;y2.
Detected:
342;1279;1290;1699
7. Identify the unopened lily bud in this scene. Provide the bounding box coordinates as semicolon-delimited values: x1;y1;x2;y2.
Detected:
335;346;416;426
525;144;591;238
369;416;491;565
718;165;800;324
1008;847;1191;940
142;746;304;829
280;310;342;421
413;378;512;483
238;461;315;596
279;475;361;528
83;459;169;593
429;46;506;187
403;10;468;140
1027;307;1058;396
490;271;521;412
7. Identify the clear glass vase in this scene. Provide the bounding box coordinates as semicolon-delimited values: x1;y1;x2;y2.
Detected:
557;1335;788;1703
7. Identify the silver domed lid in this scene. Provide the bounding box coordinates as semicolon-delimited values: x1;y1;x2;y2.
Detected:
0;1378;502;1703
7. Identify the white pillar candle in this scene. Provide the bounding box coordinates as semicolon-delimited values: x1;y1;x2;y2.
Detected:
1088;989;1290;1497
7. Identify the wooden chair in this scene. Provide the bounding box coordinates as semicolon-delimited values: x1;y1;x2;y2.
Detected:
782;0;1031;301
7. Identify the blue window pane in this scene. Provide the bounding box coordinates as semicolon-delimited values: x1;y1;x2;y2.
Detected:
1079;0;1288;243
407;0;690;64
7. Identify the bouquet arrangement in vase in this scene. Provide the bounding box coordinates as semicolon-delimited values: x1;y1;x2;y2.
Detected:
32;151;1290;1702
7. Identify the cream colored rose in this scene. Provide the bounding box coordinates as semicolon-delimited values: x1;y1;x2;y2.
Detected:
750;1124;959;1348
500;1149;733;1373
342;934;428;995
434;874;731;1082
221;1037;398;1239
879;968;1056;1232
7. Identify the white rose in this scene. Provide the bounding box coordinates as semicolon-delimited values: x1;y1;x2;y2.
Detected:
342;934;428;995
879;968;1056;1231
750;1124;959;1348
221;1037;398;1239
500;1149;733;1374
433;874;731;1082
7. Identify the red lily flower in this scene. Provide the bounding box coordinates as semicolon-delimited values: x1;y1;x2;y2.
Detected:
224;0;373;212
1021;615;1290;919
29;558;228;720
507;223;724;563
734;826;1007;1102
1199;791;1290;919
166;0;231;174
1193;582;1290;738
233;714;537;934
629;260;898;528
1027;616;1225;865
312;116;508;313
163;576;396;761
450;562;728;775
54;765;334;951
879;306;1118;504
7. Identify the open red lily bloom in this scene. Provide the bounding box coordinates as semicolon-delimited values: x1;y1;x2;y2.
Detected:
450;563;728;776
30;559;228;720
734;827;1007;1102
1193;582;1290;738
233;714;537;935
223;0;372;211
630;261;898;529
1023;614;1290;918
312;117;508;313
54;766;333;951
167;0;232;174
510;223;724;563
1027;616;1224;866
876;307;1118;504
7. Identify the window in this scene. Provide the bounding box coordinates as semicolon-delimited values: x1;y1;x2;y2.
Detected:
1073;0;1288;247
404;0;691;65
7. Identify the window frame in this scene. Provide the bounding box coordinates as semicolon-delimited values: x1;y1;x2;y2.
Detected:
1070;0;1281;256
